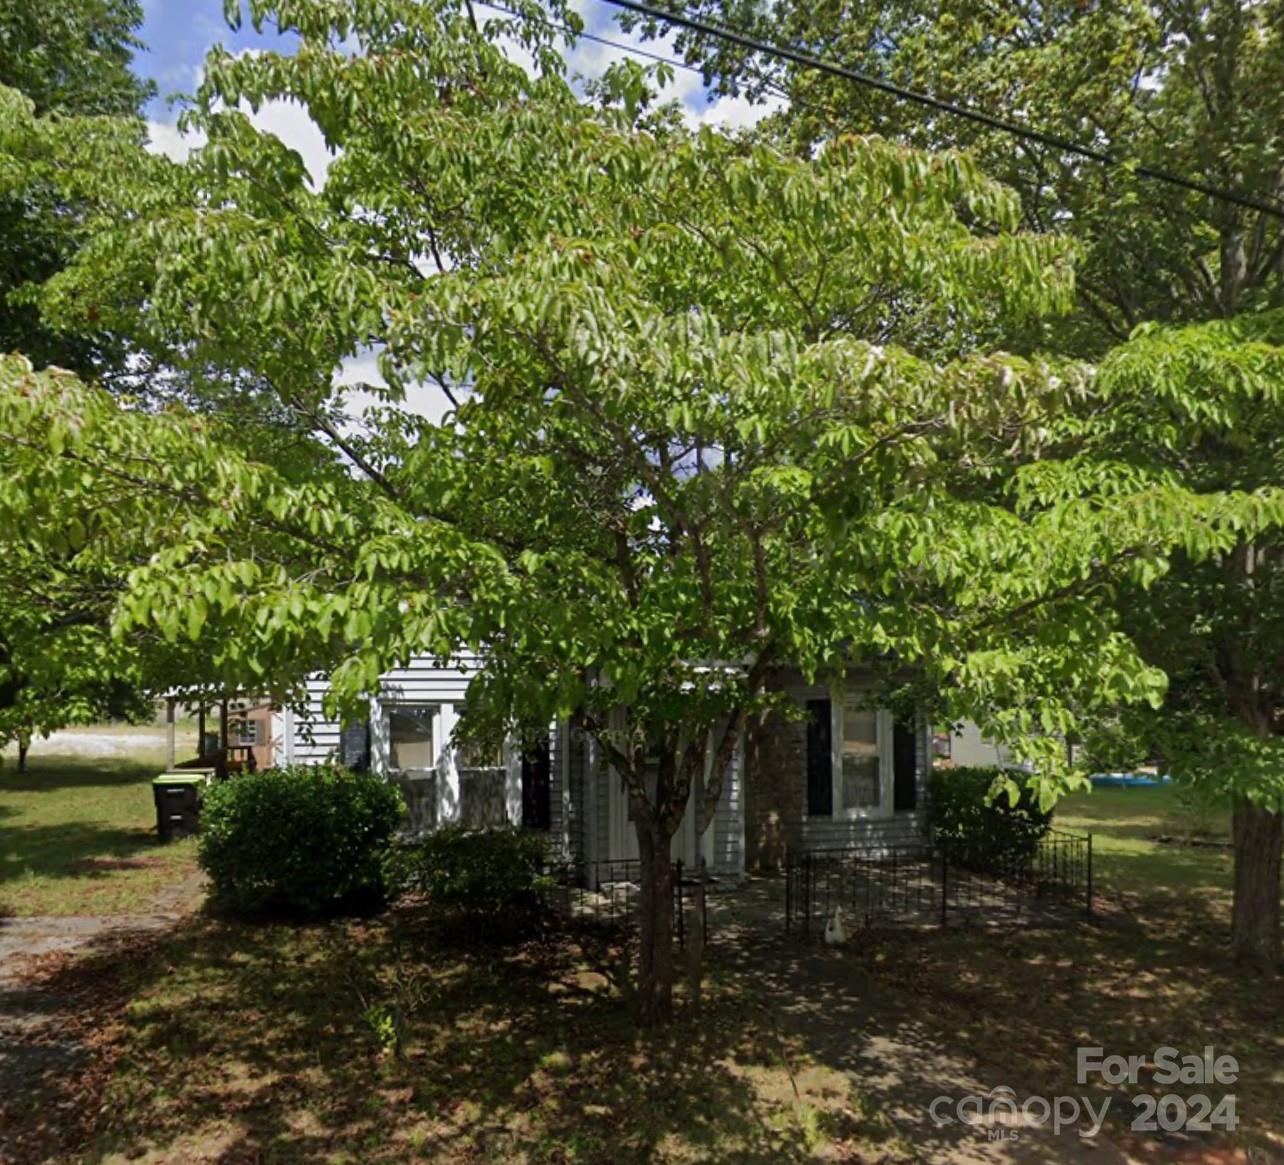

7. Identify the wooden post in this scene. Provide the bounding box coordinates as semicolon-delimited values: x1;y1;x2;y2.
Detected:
1086;834;1094;918
166;698;176;768
219;699;229;753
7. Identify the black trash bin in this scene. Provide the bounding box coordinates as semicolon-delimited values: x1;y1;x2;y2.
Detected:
152;772;207;842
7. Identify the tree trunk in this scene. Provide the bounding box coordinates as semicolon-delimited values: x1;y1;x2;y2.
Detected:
1231;798;1282;968
635;817;676;1026
17;733;29;774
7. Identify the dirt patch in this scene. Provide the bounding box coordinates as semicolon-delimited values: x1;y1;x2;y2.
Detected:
0;929;154;1165
1148;835;1233;850
71;856;167;873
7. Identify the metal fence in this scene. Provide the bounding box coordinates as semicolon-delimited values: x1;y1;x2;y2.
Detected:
785;828;1093;937
543;858;709;947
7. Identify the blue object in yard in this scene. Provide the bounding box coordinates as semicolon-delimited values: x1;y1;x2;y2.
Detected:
1089;772;1172;788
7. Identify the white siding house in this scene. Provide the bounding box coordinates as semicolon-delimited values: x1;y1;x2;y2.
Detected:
945;720;1015;769
282;655;749;878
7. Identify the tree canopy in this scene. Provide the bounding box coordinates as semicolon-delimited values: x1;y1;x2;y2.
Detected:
8;0;1284;1009
631;0;1284;968
0;0;158;763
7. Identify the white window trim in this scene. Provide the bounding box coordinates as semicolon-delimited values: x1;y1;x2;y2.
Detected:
382;702;441;774
831;691;894;820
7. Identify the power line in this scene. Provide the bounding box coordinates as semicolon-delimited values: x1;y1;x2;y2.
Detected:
477;0;885;146
477;0;793;108
593;0;1284;221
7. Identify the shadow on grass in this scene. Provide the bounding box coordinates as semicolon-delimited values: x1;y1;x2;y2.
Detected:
4;828;1279;1164
712;886;1282;1163
0;821;169;885
0;757;162;793
5;909;865;1165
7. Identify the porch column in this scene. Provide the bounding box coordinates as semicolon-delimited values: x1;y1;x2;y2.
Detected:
559;721;573;859
436;702;460;823
165;697;176;768
504;740;522;827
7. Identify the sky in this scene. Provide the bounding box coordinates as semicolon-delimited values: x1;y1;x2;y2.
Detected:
137;0;781;166
134;0;781;424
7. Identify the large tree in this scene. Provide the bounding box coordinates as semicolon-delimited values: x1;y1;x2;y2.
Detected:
637;0;1284;964
0;1;158;764
0;0;153;376
17;0;1280;1018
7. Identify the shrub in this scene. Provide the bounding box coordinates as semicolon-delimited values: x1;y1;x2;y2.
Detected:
928;765;1052;872
199;765;404;917
383;824;553;940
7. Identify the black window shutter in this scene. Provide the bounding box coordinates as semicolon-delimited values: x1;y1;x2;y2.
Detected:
805;699;832;817
893;717;917;812
340;719;370;771
521;738;552;830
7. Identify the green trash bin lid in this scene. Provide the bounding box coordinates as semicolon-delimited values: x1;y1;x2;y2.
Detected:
153;772;208;787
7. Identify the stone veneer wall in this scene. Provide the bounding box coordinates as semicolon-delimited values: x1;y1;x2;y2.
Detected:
744;702;806;872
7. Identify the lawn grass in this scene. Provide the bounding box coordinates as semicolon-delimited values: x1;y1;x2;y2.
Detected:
846;783;1281;1157
842;901;1284;1157
4;765;1277;1162
0;749;199;916
1056;783;1233;906
11;913;901;1165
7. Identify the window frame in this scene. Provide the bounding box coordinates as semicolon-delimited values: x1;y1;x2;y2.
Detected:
232;717;263;748
385;702;440;774
830;689;894;820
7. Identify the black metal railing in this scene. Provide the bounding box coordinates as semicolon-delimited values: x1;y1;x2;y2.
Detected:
784;830;1092;937
543;857;709;946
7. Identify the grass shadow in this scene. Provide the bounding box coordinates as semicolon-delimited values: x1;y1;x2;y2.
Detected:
0;757;163;793
1;821;170;884
3;909;871;1164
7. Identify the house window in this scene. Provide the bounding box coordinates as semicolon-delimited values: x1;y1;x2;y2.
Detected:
826;693;888;822
389;706;436;771
838;700;882;812
455;738;504;769
233;718;263;747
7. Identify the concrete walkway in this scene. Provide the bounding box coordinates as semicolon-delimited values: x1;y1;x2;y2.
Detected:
708;878;1141;1165
0;874;204;1164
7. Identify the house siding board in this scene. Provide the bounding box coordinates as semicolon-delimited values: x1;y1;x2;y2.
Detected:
561;725;585;866
375;656;478;704
545;723;592;864
288;656;481;768
709;740;743;876
595;757;611;868
289;678;344;766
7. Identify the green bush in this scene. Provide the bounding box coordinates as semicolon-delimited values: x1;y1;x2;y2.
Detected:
928;765;1052;872
199;765;404;917
383;824;553;939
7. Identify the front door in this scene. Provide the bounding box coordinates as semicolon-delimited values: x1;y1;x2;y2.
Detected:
607;748;697;866
521;739;552;831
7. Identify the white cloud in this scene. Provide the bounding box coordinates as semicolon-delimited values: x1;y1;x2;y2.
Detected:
247;98;336;187
690;91;786;131
147;98;334;188
497;0;784;133
334;350;457;430
146;118;206;161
